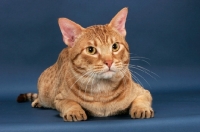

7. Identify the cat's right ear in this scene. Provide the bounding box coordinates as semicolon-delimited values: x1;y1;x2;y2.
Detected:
58;18;84;48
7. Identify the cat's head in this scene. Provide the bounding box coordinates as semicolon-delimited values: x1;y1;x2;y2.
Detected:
58;8;130;80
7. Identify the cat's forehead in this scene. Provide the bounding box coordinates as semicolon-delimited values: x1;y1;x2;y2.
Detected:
83;25;122;46
86;25;110;35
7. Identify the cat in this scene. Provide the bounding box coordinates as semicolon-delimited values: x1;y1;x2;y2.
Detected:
17;7;154;122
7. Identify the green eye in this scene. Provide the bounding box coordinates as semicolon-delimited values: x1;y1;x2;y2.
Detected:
86;46;97;55
112;43;120;52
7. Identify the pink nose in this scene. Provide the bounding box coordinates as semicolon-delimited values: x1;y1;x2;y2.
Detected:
104;60;113;68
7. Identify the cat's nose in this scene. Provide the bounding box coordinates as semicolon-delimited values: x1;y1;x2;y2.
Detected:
104;60;113;68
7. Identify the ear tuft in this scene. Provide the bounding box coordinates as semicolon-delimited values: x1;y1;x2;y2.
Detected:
58;18;84;47
108;7;128;37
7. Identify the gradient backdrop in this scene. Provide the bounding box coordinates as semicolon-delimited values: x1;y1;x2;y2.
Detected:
0;0;200;132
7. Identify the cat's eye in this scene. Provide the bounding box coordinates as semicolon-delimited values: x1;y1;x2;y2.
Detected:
112;43;120;52
86;46;97;55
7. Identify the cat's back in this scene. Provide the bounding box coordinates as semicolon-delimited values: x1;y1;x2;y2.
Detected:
37;47;70;107
38;47;69;87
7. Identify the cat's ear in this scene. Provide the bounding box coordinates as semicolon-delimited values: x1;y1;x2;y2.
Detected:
58;18;84;47
108;7;128;37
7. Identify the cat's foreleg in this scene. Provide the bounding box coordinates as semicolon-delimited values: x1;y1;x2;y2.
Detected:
54;98;87;122
129;89;154;119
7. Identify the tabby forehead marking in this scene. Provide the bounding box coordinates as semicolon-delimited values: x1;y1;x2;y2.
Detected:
88;25;115;46
89;36;116;52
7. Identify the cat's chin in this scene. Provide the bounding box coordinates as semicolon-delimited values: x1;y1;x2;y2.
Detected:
99;71;115;79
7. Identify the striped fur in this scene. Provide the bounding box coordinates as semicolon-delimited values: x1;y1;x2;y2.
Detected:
17;8;154;121
17;93;38;102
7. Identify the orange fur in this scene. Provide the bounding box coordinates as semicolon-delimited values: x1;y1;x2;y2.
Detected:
25;8;154;121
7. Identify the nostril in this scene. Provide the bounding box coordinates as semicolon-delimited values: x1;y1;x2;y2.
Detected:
104;60;113;68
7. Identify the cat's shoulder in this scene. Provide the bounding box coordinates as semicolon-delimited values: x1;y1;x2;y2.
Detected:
56;47;69;64
59;47;69;57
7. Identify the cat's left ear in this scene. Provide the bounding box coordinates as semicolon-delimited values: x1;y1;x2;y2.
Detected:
108;7;128;37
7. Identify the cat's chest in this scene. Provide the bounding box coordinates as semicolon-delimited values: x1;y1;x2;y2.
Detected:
90;81;115;93
80;88;133;117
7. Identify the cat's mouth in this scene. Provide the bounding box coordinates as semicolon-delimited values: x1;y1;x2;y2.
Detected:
100;70;115;79
105;69;114;72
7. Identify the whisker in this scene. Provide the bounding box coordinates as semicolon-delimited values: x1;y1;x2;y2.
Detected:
130;69;151;88
68;70;93;93
129;66;156;81
89;72;96;96
129;70;144;88
129;64;159;80
90;73;96;95
84;72;95;100
130;59;151;66
119;69;126;90
124;64;160;80
130;56;150;60
137;65;159;78
121;68;144;88
125;54;158;88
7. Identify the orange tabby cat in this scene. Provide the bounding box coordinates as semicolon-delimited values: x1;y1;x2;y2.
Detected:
17;7;154;121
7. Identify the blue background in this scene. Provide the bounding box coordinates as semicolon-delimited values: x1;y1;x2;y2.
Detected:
0;0;200;132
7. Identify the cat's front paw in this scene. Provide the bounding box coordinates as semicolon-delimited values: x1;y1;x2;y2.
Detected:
60;108;87;122
130;106;154;119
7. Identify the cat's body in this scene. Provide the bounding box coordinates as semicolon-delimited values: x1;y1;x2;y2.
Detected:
17;8;154;121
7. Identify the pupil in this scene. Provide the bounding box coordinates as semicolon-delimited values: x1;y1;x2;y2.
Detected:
89;47;93;52
113;44;117;49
